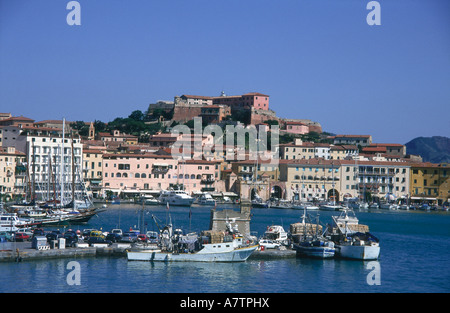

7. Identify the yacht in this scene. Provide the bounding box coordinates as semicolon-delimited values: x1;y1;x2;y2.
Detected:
292;202;319;210
262;225;289;245
197;193;216;206
158;190;194;207
0;213;39;232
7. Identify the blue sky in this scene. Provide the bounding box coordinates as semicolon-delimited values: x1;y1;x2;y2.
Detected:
1;0;449;144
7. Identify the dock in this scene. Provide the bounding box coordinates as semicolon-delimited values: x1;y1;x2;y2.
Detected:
0;242;131;262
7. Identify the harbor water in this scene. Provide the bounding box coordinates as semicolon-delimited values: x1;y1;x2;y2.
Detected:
1;204;449;293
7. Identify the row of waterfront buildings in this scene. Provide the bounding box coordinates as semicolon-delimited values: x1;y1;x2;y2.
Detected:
0;107;449;206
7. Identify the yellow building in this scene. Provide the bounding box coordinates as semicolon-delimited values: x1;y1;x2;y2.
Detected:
83;149;104;198
410;162;449;205
0;146;26;200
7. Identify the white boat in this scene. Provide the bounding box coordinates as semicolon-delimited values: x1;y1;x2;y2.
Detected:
197;193;216;206
329;208;380;260
158;190;194;207
292;202;319;210
368;203;379;209
0;213;37;232
139;195;159;205
263;225;289;245
379;202;397;210
335;233;380;260
320;202;344;211
127;219;257;262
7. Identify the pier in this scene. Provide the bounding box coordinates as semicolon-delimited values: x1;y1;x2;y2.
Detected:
0;242;133;262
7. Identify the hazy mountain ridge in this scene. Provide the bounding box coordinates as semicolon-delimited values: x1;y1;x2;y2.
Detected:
405;136;450;163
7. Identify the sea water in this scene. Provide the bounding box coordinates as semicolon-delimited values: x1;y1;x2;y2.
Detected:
1;204;449;293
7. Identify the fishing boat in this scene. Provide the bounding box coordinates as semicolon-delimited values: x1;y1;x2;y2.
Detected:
328;208;380;260
158;190;194;207
127;218;258;262
292;208;335;258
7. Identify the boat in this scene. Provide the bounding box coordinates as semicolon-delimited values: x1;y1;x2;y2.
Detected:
158;189;195;207
292;207;335;258
379;202;397;210
262;225;289;245
368;202;379;209
127;218;258;262
320;202;344;211
328;208;380;260
294;239;335;258
0;213;42;232
334;232;380;260
138;194;159;205
269;200;292;209
196;193;216;206
292;202;319;210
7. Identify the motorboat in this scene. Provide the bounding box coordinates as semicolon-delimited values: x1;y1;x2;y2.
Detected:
0;213;40;232
379;202;397;210
139;195;159;205
368;202;379;209
196;193;216;206
292;202;319;210
263;225;289;245
158;190;194;207
320;202;344;211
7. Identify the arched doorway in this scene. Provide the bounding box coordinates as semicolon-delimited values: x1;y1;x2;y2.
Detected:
327;189;340;202
271;186;283;199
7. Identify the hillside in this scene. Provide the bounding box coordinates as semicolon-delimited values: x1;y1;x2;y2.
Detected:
405;136;450;163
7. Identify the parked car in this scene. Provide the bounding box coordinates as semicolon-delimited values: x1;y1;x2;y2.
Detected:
0;231;13;242
63;231;79;247
121;232;138;243
137;234;148;243
14;232;30;242
105;233;122;243
46;230;63;242
32;228;45;239
258;239;281;249
16;229;34;237
87;236;111;245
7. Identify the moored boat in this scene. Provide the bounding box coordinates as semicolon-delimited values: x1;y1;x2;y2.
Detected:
127;218;258;262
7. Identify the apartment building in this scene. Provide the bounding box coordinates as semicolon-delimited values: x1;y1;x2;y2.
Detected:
410;162;449;205
0;147;26;200
102;153;220;195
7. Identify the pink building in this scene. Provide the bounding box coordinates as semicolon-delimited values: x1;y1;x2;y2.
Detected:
213;92;270;111
102;153;220;194
284;121;309;135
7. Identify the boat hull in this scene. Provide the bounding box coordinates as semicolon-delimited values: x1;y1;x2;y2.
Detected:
127;245;258;262
336;244;380;260
294;245;335;258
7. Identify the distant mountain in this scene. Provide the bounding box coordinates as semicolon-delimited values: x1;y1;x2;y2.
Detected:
405;136;450;163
